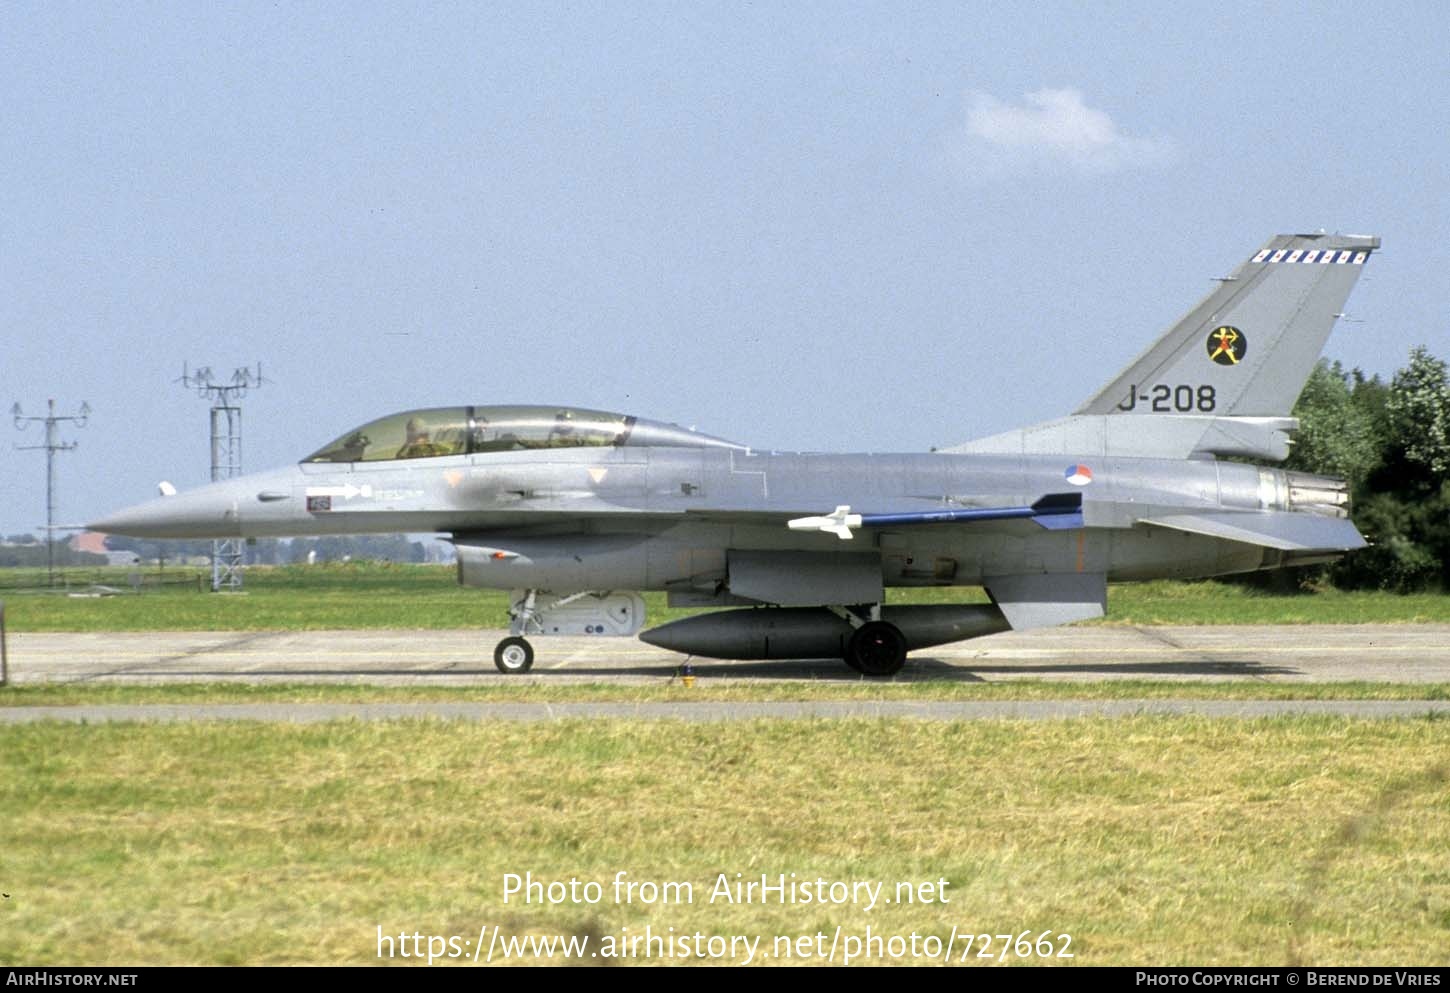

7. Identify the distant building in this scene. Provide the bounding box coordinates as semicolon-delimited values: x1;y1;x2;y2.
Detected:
71;531;140;567
70;532;109;556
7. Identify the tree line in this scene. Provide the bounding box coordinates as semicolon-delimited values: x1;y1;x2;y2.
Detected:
1280;346;1449;591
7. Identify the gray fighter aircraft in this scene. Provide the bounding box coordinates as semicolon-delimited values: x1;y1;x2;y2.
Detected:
92;232;1378;676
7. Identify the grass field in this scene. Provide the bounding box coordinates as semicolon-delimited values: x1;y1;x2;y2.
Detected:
3;563;1449;631
2;715;1446;966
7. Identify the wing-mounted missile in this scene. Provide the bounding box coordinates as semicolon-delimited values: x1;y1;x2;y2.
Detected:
786;505;863;539
787;493;1083;540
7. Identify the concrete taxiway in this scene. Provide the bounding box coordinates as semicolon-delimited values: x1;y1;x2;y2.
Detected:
6;625;1450;685
3;699;1449;723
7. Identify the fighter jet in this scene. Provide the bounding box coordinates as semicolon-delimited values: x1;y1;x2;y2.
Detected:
92;233;1377;676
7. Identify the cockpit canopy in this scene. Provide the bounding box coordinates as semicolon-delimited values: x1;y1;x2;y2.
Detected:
302;405;743;464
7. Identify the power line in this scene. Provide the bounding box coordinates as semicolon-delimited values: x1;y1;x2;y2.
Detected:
178;365;266;592
12;398;91;586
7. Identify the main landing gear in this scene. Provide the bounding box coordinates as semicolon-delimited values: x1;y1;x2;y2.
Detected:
829;606;909;677
846;621;909;677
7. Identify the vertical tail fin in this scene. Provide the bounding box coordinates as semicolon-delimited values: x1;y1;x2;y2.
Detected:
1077;233;1378;418
950;233;1379;461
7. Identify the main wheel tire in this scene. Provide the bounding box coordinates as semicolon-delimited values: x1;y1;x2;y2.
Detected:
494;637;535;674
846;622;908;677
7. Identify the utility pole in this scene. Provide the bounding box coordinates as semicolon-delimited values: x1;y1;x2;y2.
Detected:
178;365;265;592
12;399;91;586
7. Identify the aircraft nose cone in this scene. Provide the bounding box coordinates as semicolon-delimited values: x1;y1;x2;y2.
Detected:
89;487;243;539
87;503;170;537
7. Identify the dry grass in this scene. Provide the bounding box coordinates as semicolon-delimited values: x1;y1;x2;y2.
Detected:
2;716;1447;965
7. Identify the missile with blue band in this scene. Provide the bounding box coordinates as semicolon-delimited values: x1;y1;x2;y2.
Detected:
787;493;1083;540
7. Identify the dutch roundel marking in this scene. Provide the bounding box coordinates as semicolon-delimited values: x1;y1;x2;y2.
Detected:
1206;325;1247;366
1065;464;1093;486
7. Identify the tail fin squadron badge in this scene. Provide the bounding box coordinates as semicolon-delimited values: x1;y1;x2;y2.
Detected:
1207;326;1247;365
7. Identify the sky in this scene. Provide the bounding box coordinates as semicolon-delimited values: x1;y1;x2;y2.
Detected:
2;1;1447;537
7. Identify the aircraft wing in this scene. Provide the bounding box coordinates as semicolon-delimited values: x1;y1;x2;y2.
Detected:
776;493;1083;540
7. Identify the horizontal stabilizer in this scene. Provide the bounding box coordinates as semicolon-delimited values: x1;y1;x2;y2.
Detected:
788;494;1082;540
1142;511;1366;552
984;572;1107;631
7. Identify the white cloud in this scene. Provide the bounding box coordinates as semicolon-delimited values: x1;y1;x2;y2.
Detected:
962;87;1175;174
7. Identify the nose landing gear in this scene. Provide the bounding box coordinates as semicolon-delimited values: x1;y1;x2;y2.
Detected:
490;589;647;674
493;636;535;674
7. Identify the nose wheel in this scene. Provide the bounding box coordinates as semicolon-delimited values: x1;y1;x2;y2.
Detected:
494;636;535;674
